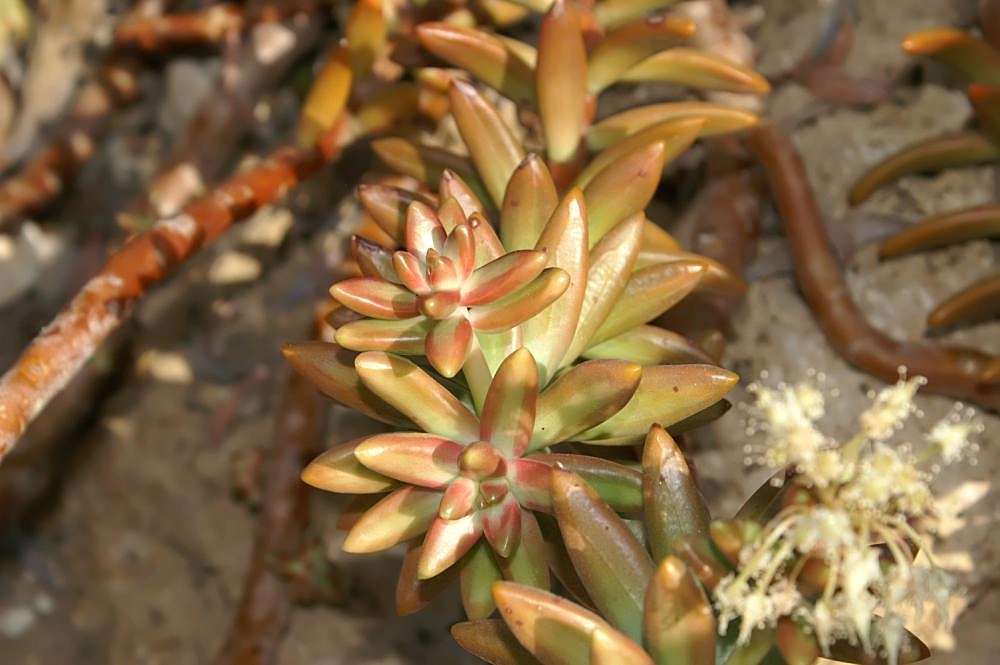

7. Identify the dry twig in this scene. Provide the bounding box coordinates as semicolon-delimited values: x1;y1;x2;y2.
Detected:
749;123;1000;411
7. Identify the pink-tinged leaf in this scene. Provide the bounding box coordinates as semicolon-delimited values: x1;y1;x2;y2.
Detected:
583;142;668;244
902;28;1000;85
537;0;588;163
469;211;506;267
392;251;431;294
621;48;771;94
470;268;570;333
302;437;395;493
590;627;655;665
499;511;550;591
530;360;642;450
461;540;504;619
426;316;475;378
530;453;642;512
354;433;463;488
501;155;559;252
587;102;759;151
587;16;695;94
440;169;487;218
445;223;477;279
354;352;480;443
525;190;589;384
483;495;523;558
464;250;548;306
552;469;653;642
509;458;554;512
419;513;483;579
420;290;462;319
849;132;1000;205
437;197;467;233
927;273;1000;331
583;325;715;366
643;557;716;665
282;342;411;426
577;364;739;444
397;540;460;616
576;117;704;189
480;478;512;505
331;278;420;319
426;250;461;291
439;476;480;520
879;202;1000;258
589;260;707;347
405;200;446;257
372;137;478;187
343;487;441;553
643;425;710;561
416;23;535;107
480;347;539;457
358;184;437;246
451;620;540;665
353;236;400;281
450;79;526;207
334;318;433;355
493;581;613;664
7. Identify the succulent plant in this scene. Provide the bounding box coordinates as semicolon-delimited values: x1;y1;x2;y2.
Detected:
849;19;1000;358
452;376;981;665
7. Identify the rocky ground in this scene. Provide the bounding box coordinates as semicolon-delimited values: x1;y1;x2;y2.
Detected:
0;0;997;663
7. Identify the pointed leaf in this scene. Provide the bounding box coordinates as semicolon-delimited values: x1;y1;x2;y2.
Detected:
337;494;381;531
331;278;419;319
346;0;386;79
471;267;570;332
450;79;527;207
499;511;550;591
583;325;714;365
417;23;535;106
530;360;642;450
465;250;548;306
334;318;433;355
552;469;654;641
671;535;732;590
588;260;707;347
483;496;523;558
283;342;410;426
594;0;684;30
666;399;732;434
576;117;704;188
733;470;789;523
577;364;738;444
501;155;559;251
634;246;747;295
525;190;589;384
355;351;480;442
879;202;1000;258
452;619;542;665
372;137;478;187
583;142;668;244
419;513;483;578
902;28;1000;85
563;215;643;362
298;41;352;146
440;169;487;218
353;236;399;281
587;16;695;93
426;316;475;378
302;438;395;493
529;453;642;512
587;102;759;151
509;458;554;512
849;132;1000;205
440;476;480;520
621;48;771;94
397;540;460;615
590;627;656;665
643;425;710;560
462;540;505;619
480;347;539;457
343;487;441;552
644;556;716;665
354;433;462;488
537;1;588;163
357;184;435;246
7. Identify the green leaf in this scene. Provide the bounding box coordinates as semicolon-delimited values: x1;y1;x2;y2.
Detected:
462;540;504;619
583;143;668;245
501;154;559;251
587;102;759;151
644;557;716;665
621;48;770;94
643;425;711;560
530;453;643;512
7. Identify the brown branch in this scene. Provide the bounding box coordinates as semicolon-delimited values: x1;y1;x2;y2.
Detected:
748;123;1000;411
114;1;322;54
0;123;350;464
212;316;329;665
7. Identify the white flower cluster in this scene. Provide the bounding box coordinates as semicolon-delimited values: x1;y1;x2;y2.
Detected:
718;370;982;665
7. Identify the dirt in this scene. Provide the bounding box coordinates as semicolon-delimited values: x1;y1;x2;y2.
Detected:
0;1;998;664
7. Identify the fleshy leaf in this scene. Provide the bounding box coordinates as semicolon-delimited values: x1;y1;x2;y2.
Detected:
849;132;1000;205
643;557;716;665
298;41;352;146
530;453;642;512
508;458;554;512
551;469;654;642
642;425;710;560
587;102;759;151
357;184;435;246
419;513;483;578
827;620;931;664
355;352;480;442
450;79;526;207
902;28;1000;85
440;169;487;218
301;438;395;493
462;540;504;619
426;316;475;378
354;433;462;488
470;267;570;332
583;142;668;244
345;0;386;79
331;278;419;319
501;154;559;251
480;347;539;457
879;203;1000;258
451;619;542;665
927;273;1000;331
576;364;738;444
483;496;523;558
590;626;656;665
530;360;642;450
536;0;588;163
586;16;695;93
397;540;460;615
621;48;771;94
372;137;478;187
583;325;715;366
465;250;549;306
334;318;433;355
594;0;684;31
775;618;820;665
343;487;441;553
499;511;550;591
